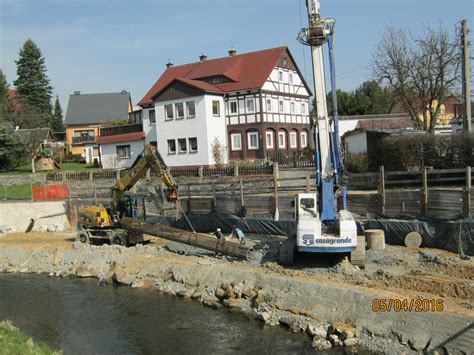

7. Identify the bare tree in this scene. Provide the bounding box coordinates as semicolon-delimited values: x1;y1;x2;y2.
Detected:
211;137;227;166
372;26;460;132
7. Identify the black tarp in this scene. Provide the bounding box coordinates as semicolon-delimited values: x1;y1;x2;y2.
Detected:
145;213;474;256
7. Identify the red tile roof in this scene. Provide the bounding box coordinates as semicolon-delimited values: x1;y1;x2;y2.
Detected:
97;131;145;144
139;46;310;106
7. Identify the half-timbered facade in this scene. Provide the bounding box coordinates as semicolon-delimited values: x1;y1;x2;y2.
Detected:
139;47;311;167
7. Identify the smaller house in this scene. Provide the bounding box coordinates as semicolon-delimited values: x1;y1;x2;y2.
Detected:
338;113;413;138
451;102;473;133
64;90;132;164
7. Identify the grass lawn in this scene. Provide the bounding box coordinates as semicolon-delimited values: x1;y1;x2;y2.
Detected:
0;162;96;176
0;320;60;355
0;183;40;200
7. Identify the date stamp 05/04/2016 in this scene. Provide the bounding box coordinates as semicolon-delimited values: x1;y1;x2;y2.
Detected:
372;298;444;312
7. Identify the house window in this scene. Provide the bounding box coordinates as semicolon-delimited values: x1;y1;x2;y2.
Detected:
266;131;274;149
289;73;293;84
116;145;131;159
278;131;286;149
230;133;242;151
246;99;255;113
247;132;259;150
175;103;184;119
266;98;272;112
290;131;298;148
279;71;283;81
279;100;284;112
186;101;196;118
301;103;307;115
290;102;295;114
212;100;220;116
301;132;308;148
189;137;198;152
167;139;176;154
230;101;237;114
149;109;156;123
165;104;173;120
178;138;187;153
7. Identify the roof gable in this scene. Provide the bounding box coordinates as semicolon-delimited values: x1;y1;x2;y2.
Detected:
65;91;131;125
139;46;309;106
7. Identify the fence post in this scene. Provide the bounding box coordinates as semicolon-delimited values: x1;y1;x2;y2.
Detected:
116;169;121;180
378;166;385;215
463;166;471;217
198;166;203;179
240;179;244;209
94;187;97;205
306;173;310;192
89;171;93;180
421;168;428;217
62;172;66;182
273;174;279;213
234;165;239;177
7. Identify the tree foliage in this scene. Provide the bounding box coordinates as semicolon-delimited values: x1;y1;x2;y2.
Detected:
13;39;53;128
372;26;460;132
0;70;11;123
326;80;393;116
52;95;64;131
0;123;27;170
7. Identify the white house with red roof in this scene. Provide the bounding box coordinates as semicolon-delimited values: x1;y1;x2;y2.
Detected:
139;46;312;167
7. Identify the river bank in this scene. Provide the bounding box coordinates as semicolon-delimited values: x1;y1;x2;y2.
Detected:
0;232;473;354
0;320;59;355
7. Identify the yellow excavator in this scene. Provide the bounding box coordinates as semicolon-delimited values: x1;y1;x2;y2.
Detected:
76;144;178;246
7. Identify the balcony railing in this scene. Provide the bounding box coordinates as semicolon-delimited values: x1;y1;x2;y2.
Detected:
72;136;96;144
100;123;143;137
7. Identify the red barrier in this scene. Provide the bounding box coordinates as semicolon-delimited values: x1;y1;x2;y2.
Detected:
32;184;70;201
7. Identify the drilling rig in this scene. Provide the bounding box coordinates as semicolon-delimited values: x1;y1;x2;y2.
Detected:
279;0;365;266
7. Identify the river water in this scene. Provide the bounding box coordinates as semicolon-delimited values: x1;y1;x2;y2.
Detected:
0;274;321;354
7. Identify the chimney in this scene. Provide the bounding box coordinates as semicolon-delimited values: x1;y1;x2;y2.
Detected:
166;59;173;68
228;47;237;57
74;91;81;95
199;53;207;62
121;89;127;94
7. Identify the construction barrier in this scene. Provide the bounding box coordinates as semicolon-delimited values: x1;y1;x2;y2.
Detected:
32;184;70;201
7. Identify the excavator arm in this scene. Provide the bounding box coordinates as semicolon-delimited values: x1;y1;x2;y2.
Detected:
112;144;178;213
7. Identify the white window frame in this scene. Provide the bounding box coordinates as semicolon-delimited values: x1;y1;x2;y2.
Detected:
290;102;295;114
177;138;187;153
116;145;131;159
229;101;237;114
149;109;156;124
278;131;286;149
266;98;272;112
164;104;173;120
301;103;306;115
290;131;298;148
279;100;284;113
301;132;308;148
230;133;242;151
212;100;220;116
247;131;259;150
265;131;274;149
186;101;195;118
167;139;176;154
188;137;198;153
175;102;184;119
246;98;255;113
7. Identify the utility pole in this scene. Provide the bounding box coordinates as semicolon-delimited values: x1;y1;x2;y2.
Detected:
461;19;471;132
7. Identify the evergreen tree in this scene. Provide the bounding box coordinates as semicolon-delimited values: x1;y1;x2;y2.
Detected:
0;70;11;123
0;123;27;170
51;95;64;131
13;39;53;128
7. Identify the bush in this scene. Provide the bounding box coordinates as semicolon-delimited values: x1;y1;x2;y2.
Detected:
375;133;473;171
345;152;369;173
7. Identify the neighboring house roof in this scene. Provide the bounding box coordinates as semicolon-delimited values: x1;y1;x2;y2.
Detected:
339;113;414;130
96;132;145;145
65;91;131;126
139;46;312;106
14;128;54;142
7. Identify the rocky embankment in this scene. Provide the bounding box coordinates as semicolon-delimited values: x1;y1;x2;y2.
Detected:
0;239;472;354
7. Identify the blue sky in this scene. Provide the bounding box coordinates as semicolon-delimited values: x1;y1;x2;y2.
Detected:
1;0;472;110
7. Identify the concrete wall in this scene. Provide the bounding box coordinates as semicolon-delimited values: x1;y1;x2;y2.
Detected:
0;201;69;233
